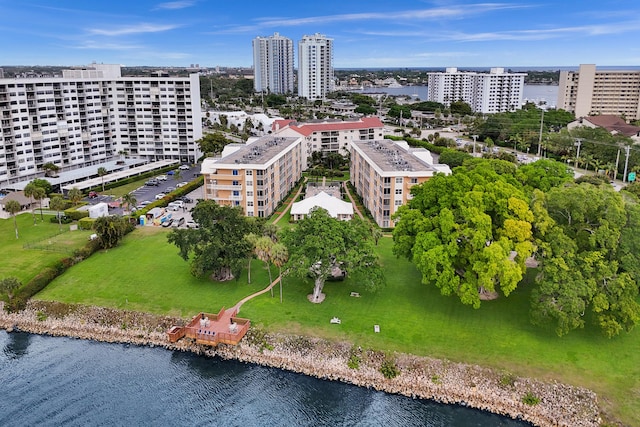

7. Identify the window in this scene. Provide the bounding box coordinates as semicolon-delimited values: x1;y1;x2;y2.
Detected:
395;177;403;184
395;189;402;195
232;169;238;175
246;170;252;176
410;178;418;184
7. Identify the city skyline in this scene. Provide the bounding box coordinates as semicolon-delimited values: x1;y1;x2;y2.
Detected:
1;1;639;68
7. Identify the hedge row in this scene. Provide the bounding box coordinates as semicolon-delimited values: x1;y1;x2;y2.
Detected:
384;134;447;154
6;239;102;312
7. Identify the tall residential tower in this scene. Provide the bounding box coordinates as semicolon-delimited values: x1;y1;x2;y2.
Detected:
297;33;334;101
0;63;202;188
558;64;640;120
252;32;295;95
427;67;526;114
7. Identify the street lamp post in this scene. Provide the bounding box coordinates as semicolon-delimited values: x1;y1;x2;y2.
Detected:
573;138;583;169
472;134;478;156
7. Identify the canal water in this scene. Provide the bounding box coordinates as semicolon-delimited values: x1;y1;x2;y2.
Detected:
0;331;532;426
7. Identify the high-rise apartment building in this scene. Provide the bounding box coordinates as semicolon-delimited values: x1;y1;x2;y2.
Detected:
558;64;640;120
427;67;525;114
298;33;334;100
0;64;202;188
252;32;295;95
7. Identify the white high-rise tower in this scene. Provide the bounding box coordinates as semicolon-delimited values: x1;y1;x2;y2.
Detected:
297;33;334;100
252;32;294;94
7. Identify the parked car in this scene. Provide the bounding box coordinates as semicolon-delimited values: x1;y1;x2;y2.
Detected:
165;186;176;192
145;179;159;186
155;193;166;200
167;202;180;211
88;191;98;199
171;217;185;227
179;196;193;204
185;220;199;229
179;165;190;170
156;175;168;181
176;181;188;188
161;218;174;228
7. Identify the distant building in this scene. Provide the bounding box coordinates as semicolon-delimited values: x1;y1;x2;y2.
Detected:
568;115;640;143
0;63;202;188
350;139;451;228
200;135;303;218
558;64;640;120
298;33;334;100
252;32;295;95
427;67;526;114
272;116;384;157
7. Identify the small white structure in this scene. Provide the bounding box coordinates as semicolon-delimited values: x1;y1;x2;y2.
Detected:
88;202;108;219
290;191;353;221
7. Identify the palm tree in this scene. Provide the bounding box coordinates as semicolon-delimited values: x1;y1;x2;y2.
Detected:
67;187;83;206
255;236;274;296
97;167;108;192
122;193;137;214
173;169;182;182
271;243;288;303
244;232;259;284
23;183;38;225
49;196;66;231
5;200;21;239
31;186;46;222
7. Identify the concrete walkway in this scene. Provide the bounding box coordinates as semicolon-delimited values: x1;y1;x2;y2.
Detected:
233;274;282;313
342;181;364;219
272;177;307;225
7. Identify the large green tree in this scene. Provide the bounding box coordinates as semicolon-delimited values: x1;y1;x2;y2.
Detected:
515;158;574;193
531;184;640;337
94;215;130;249
0;277;21;305
393;160;536;308
281;208;384;303
196;132;233;157
167;201;258;281
49;196;67;231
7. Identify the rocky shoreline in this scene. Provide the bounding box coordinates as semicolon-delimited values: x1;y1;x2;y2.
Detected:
1;301;601;427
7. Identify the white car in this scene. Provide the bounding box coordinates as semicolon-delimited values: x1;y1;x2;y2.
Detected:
176;181;188;188
155;193;166;200
179;165;190;170
156;175;168;181
185;220;199;229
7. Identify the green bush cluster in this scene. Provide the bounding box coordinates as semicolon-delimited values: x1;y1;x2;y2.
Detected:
77;217;95;230
522;391;541;405
379;357;400;379
64;207;89;221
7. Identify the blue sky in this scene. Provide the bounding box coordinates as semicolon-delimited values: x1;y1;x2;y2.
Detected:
1;1;639;68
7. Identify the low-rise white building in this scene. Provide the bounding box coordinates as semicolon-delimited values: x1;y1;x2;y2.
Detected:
290;191;353;221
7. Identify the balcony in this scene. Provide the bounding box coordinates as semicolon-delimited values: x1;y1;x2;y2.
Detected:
208;183;242;191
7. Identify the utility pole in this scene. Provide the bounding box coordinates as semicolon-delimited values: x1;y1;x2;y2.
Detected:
623;144;631;183
472;134;478;156
573;138;582;169
537;110;544;157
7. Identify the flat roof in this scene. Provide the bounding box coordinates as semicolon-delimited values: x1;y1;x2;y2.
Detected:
60;160;178;191
351;140;436;173
214;136;299;168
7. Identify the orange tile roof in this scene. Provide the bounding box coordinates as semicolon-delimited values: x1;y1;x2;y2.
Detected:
273;117;383;136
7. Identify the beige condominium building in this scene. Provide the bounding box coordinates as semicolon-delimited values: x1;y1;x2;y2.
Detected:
201;135;303;218
558;64;640;120
350;139;451;228
272;116;384;157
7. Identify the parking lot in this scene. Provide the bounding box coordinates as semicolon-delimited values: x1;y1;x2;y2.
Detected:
84;165;202;228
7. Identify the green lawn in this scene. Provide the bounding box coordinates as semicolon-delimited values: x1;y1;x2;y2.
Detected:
0;213;93;284
32;228;640;425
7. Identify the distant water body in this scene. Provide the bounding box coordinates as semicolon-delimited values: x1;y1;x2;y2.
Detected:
351;84;559;107
0;331;531;427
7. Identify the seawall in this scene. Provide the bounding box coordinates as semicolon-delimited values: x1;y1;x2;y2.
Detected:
0;301;600;427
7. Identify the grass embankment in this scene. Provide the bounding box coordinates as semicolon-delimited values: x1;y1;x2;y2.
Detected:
31;227;640;426
0;214;92;284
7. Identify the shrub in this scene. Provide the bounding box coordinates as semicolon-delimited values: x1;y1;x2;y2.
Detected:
522;391;541;405
77;217;95;230
64;207;89;221
500;372;517;387
379;357;400;379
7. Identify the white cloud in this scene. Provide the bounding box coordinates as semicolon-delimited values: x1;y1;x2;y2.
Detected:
154;1;195;10
70;41;143;50
210;3;530;34
88;23;179;36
